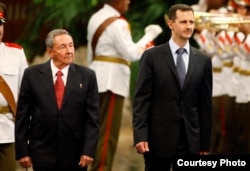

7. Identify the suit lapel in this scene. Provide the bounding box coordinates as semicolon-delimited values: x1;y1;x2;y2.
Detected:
60;64;76;109
39;62;78;110
39;61;58;109
164;43;181;86
183;47;198;89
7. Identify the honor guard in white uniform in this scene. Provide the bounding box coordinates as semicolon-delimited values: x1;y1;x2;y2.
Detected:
0;2;28;171
228;0;250;153
87;0;162;171
193;29;225;154
231;32;245;153
245;36;250;153
235;47;250;153
194;0;250;154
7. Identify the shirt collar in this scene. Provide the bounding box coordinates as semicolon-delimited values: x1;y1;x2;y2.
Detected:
169;38;190;55
103;4;121;17
50;60;69;77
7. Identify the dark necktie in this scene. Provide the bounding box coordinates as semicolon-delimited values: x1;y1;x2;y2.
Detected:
176;48;186;88
55;70;64;109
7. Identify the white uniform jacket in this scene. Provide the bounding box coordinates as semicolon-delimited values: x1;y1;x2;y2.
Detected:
0;42;28;143
87;4;152;97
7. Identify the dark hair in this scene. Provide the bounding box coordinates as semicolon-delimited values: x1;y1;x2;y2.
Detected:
168;4;194;20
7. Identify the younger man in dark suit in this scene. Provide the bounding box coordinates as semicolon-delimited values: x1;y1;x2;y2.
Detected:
132;4;212;171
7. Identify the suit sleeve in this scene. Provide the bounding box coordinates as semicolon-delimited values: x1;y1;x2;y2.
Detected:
199;55;213;151
15;68;32;160
82;70;100;157
132;50;153;145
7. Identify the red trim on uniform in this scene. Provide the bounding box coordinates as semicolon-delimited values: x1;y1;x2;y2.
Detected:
119;15;126;21
0;12;4;18
225;33;233;45
200;34;206;44
228;1;239;10
146;41;154;49
234;34;242;45
244;42;250;53
4;42;23;49
99;93;116;171
218;36;225;44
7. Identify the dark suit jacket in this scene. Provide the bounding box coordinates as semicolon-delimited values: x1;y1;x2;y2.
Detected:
15;60;99;168
133;42;212;157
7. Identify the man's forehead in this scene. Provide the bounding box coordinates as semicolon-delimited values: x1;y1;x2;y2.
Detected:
54;37;73;46
175;10;194;19
176;10;194;15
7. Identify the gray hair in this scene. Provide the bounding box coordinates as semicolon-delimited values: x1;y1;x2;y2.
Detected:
45;29;72;48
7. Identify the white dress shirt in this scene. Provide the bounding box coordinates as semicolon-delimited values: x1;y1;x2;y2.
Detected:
50;60;69;85
169;38;190;73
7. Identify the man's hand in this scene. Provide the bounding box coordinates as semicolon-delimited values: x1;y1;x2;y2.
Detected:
200;151;210;155
78;155;94;167
135;141;149;154
18;156;32;168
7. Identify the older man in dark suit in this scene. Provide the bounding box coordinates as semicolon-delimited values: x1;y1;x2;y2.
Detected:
132;4;212;171
15;29;99;171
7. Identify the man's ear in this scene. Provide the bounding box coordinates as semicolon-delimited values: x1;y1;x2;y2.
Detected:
167;20;173;29
47;47;53;58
